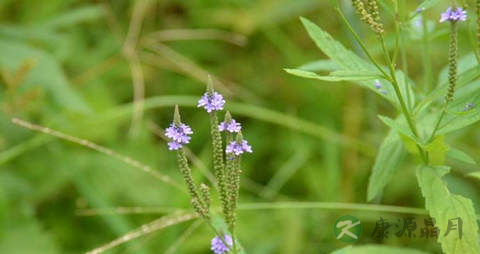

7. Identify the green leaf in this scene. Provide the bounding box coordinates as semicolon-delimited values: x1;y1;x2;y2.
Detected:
437;81;480;134
399;134;419;155
378;115;416;140
297;59;340;72
330;245;431;254
298;17;415;108
424;136;449;165
38;5;104;29
284;68;381;82
447;148;477;164
416;165;480;254
418;0;441;10
367;130;406;201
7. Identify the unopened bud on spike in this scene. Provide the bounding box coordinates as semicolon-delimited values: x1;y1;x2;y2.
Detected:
224;111;232;123
207;74;214;95
236;131;244;142
173;105;181;125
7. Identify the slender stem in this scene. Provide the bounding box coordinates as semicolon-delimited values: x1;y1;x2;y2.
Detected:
380;36;417;136
391;0;400;64
336;7;390;80
237;202;427;215
379;36;428;163
428;109;447;142
400;30;412;112
422;12;433;91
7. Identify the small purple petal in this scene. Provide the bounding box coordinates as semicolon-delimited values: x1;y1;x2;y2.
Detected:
226;140;253;156
168;142;182;150
218;119;242;133
440;7;467;23
165;122;193;151
198;92;225;113
374;80;382;89
211;235;233;254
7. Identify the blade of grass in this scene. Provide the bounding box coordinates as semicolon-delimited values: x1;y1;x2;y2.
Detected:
94;95;376;156
85;212;198;254
0;135;50;166
259;148;310;199
164;220;203;254
11;118;185;192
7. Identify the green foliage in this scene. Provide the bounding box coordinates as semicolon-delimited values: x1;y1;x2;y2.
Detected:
416;166;480;254
2;1;480;253
367;130;406;201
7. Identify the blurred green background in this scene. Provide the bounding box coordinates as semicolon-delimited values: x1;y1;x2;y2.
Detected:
0;0;479;253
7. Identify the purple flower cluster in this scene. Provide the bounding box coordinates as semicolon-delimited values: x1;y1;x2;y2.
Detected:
211;235;233;254
165;123;193;150
226;140;253;156
219;119;242;133
198;92;226;113
440;7;467;23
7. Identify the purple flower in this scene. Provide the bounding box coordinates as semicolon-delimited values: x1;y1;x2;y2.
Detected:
440;7;467;23
198;92;225;113
374;80;382;89
211;235;233;254
380;89;388;95
165;123;193;150
168;142;182;150
219;119;242;133
226;140;253;155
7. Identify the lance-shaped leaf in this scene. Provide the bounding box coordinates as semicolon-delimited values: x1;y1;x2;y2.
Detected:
367;130;406;201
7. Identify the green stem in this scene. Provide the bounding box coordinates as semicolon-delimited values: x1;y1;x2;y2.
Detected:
237;201;428;215
379;36;428;163
428;108;447;142
336;7;390;79
422;12;433;91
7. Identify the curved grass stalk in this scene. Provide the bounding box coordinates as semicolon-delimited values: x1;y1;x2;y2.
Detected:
95;95;375;156
237;201;427;215
11;118;185;192
85;212;198;254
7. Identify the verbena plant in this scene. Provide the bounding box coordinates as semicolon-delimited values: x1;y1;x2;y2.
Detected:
165;76;252;254
286;1;480;253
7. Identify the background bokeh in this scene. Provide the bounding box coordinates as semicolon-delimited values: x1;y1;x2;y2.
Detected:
1;0;479;253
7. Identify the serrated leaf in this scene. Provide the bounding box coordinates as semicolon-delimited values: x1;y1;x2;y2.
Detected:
367;130;406;201
416;165;480;254
424;136;449;165
447;148;477;164
330;245;431;254
285;68;381;81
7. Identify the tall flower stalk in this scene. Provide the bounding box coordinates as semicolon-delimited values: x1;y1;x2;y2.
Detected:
168;75;252;253
429;6;466;141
